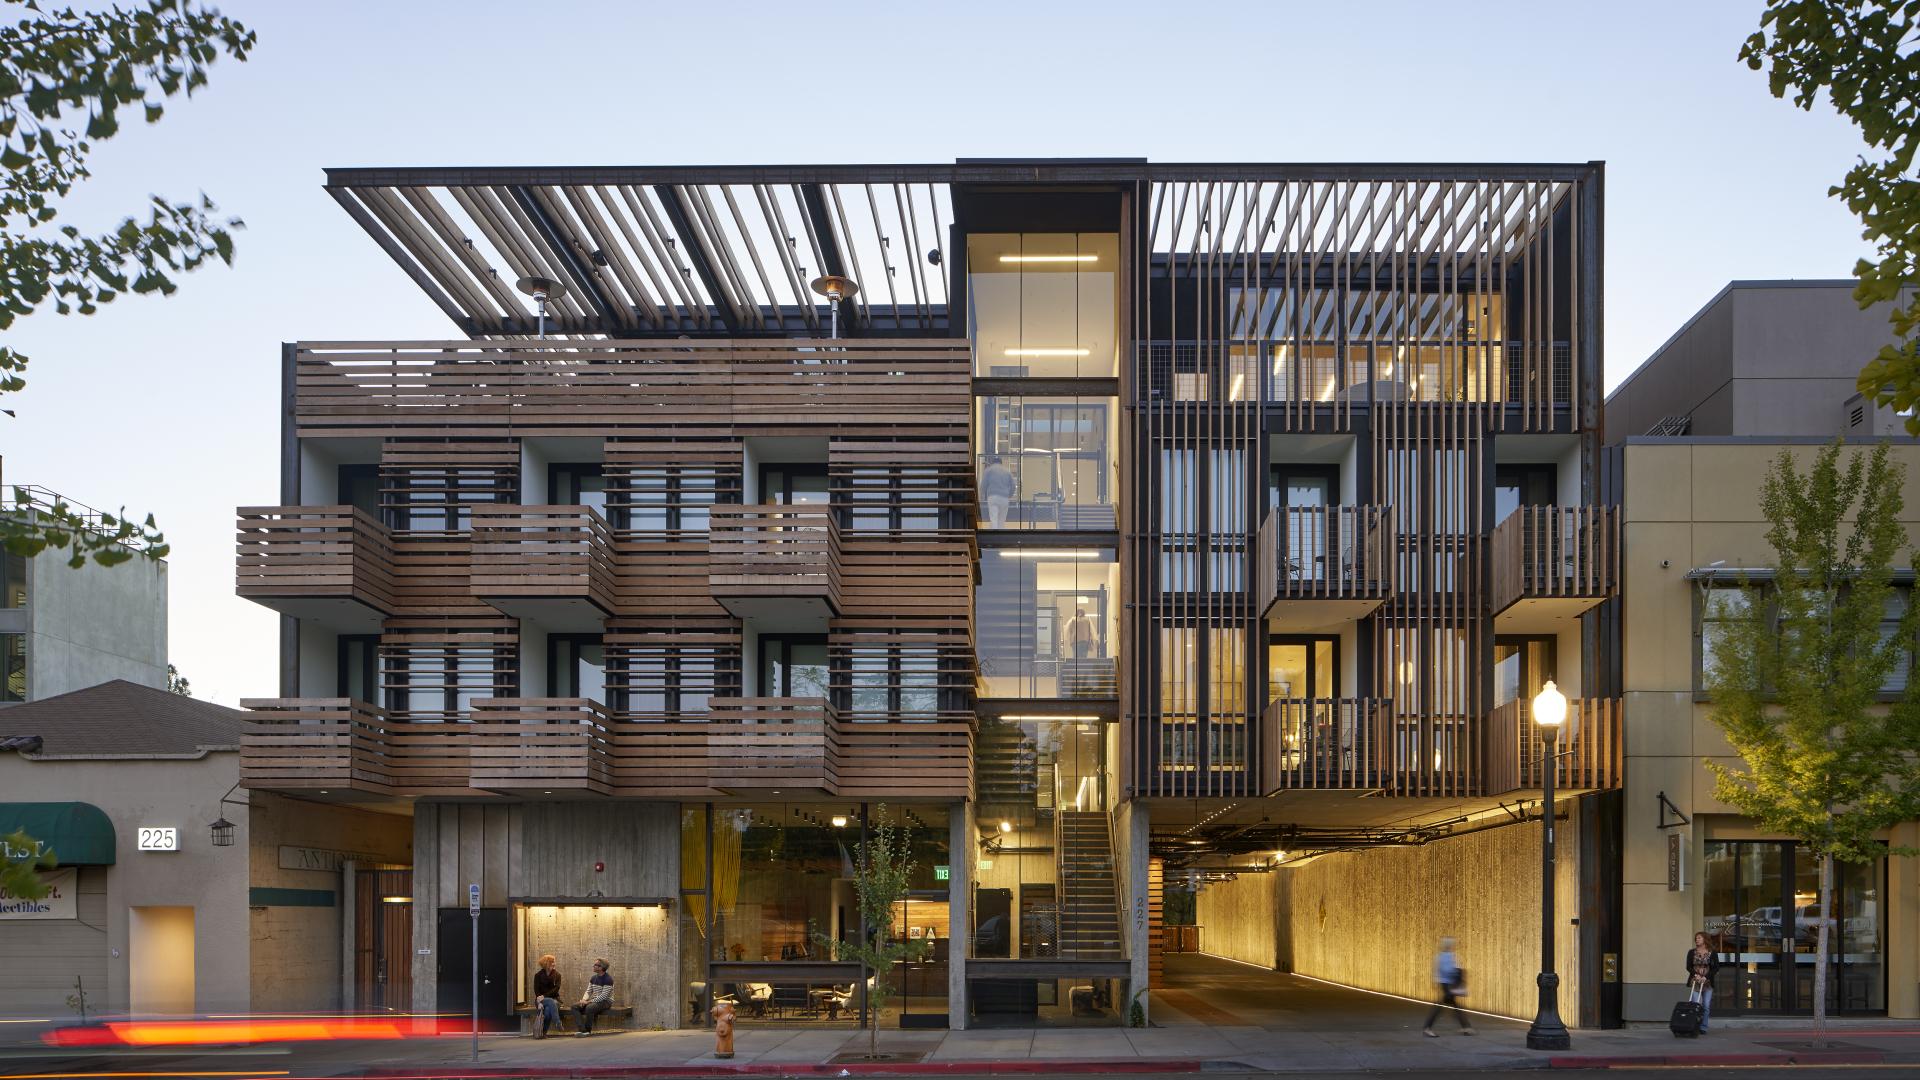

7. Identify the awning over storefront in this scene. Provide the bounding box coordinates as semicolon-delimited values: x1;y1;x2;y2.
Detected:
0;802;116;865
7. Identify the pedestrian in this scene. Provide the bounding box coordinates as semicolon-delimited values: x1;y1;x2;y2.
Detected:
982;456;1015;529
574;958;613;1035
1685;931;1720;1032
1422;937;1474;1037
1066;606;1097;658
531;953;561;1039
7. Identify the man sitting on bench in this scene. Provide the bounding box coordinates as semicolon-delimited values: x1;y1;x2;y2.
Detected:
574;958;614;1035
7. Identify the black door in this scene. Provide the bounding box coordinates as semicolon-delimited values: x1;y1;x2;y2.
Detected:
437;907;512;1030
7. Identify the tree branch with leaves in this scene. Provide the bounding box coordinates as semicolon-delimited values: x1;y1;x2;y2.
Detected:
1704;440;1920;1041
0;0;252;566
812;807;927;1059
1;829;55;901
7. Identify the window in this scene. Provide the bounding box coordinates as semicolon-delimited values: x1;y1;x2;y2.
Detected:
0;550;23;608
848;468;946;532
1697;586;1750;689
845;646;949;719
760;464;830;506
548;635;605;704
1268;637;1338;702
1494;637;1556;708
760;635;829;698
385;644;508;719
550;464;608;520
612;642;732;719
974;396;1117;531
386;466;513;532
976;547;1117;699
1495;463;1557;525
1;633;23;701
619;467;730;536
967;233;1118;379
337;635;379;701
338;464;381;522
1879;592;1911;694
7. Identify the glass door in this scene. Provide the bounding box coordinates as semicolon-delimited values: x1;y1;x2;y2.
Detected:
1700;840;1885;1014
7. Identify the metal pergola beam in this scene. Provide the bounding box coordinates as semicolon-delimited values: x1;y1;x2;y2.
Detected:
508;185;628;331
652;183;740;332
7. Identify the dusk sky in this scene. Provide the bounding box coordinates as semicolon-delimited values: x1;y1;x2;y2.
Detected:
2;0;1874;703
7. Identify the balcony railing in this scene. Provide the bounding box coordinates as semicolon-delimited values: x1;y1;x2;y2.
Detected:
706;697;837;792
1484;697;1623;795
1258;698;1392;791
708;505;842;617
236;507;396;623
1490;505;1618;618
467;698;613;795
1257;505;1394;614
240;698;392;794
469;506;616;623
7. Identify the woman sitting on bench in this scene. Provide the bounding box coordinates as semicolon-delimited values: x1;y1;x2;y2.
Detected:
574;958;614;1035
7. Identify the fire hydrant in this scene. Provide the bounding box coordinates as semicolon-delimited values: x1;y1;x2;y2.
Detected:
713;1000;735;1058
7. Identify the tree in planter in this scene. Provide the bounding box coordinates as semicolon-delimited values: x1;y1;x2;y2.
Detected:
1704;440;1920;1041
811;807;927;1059
1;0;255;566
1;828;55;900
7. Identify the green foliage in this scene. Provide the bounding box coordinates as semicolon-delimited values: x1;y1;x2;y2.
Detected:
1741;2;1920;430
810;806;927;1057
1704;440;1920;1036
166;662;188;695
0;828;55;900
4;486;167;566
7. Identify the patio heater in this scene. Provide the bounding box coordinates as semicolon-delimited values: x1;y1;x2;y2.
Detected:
516;275;567;338
810;274;859;339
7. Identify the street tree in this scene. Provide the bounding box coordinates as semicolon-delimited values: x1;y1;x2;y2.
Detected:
812;807;927;1058
1704;440;1920;1040
1740;2;1920;431
0;828;55;901
1;0;254;566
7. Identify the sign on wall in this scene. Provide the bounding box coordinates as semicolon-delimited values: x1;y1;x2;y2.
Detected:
0;867;77;919
137;827;178;851
1668;831;1687;892
278;845;384;873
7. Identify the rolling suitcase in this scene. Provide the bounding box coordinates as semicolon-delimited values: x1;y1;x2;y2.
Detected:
1670;987;1705;1037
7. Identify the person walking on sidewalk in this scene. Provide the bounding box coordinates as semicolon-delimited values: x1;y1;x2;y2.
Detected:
1686;931;1721;1032
1423;937;1475;1037
574;958;614;1035
531;953;561;1039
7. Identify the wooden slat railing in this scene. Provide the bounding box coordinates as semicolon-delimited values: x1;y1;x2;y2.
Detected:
236;506;396;614
708;505;842;614
1258;698;1392;791
240;698;392;793
469;506;616;614
706;697;837;792
832;719;974;799
1257;505;1394;612
1485;697;1623;795
1490;505;1618;615
467;698;612;795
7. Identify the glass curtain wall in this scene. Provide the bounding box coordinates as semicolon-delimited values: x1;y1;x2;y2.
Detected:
975;395;1118;531
967;234;1117;379
976;549;1118;699
1700;840;1884;1014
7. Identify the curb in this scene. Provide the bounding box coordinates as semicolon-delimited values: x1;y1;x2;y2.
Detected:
358;1061;1208;1078
1547;1050;1887;1068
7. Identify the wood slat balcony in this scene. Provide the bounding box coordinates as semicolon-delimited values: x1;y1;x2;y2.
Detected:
1256;506;1394;631
467;698;613;796
833;717;974;799
1490;505;1619;632
469;506;615;631
1484;697;1623;796
236;506;395;631
1258;698;1393;792
708;505;842;621
240;698;392;794
705;697;837;793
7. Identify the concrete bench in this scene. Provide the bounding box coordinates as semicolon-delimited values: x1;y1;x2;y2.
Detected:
515;1002;634;1033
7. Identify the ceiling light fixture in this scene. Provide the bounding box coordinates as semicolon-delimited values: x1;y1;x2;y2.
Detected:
996;549;1103;558
999;254;1097;264
998;714;1102;722
1004;347;1091;358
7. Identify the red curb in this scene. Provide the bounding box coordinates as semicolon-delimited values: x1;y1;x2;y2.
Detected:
356;1060;1206;1078
1547;1050;1885;1068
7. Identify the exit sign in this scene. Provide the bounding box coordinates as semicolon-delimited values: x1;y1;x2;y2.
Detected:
934;864;950;881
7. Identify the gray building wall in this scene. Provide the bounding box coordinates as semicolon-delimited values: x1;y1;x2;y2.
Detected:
1605;281;1907;442
12;549;168;701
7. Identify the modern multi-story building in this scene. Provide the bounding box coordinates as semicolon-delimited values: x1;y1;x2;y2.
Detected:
234;161;1621;1030
0;483;168;703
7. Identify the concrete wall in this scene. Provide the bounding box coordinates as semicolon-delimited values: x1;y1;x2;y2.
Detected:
0;752;248;1015
1620;440;1920;1020
410;801;680;1029
1194;870;1276;969
1273;812;1583;1024
247;793;412;1011
24;550;166;699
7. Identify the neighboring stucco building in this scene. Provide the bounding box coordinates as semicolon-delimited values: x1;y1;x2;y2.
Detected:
1605;280;1911;442
1615;439;1920;1021
0;681;411;1021
0;485;168;703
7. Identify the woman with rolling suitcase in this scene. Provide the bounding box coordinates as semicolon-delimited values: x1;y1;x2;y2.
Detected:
1680;931;1720;1034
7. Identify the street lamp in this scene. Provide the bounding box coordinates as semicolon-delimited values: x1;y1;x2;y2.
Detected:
1526;679;1571;1051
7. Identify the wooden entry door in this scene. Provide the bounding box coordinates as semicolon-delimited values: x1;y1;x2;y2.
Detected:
354;868;413;1013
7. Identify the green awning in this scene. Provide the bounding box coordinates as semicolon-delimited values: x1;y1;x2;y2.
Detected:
0;802;116;865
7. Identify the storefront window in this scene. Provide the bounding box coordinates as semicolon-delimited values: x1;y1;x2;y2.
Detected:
977;548;1117;699
1700;839;1884;1015
975;396;1116;531
967;233;1117;379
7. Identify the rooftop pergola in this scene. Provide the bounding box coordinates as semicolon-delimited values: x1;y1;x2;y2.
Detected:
326;161;1595;339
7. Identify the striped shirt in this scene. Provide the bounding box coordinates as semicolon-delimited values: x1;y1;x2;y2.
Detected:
583;973;613;1004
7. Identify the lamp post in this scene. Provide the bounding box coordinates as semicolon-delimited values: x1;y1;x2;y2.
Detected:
1526;679;1571;1051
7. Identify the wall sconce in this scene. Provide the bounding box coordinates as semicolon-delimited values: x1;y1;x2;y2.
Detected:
209;781;246;848
831;815;848;828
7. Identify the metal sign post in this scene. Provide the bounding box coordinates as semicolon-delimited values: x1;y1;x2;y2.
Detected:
468;883;480;1061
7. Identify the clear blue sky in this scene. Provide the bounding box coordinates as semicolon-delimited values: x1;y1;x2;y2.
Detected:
1;0;1872;703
